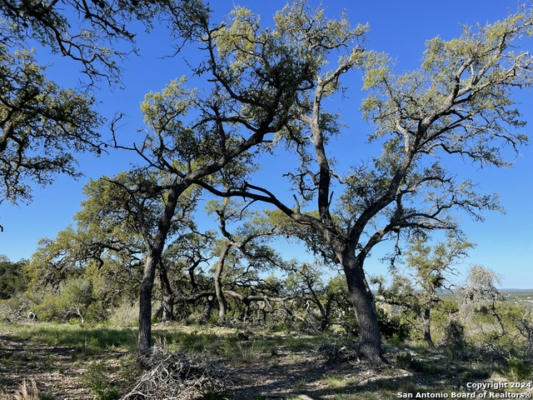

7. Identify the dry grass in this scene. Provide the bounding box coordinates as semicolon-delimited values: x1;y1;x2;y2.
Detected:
13;379;39;400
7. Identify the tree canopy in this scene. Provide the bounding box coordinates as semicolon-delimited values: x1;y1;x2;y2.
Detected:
0;0;206;210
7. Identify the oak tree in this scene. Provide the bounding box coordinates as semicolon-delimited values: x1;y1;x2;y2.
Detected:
108;2;327;354
196;4;533;363
207;198;282;323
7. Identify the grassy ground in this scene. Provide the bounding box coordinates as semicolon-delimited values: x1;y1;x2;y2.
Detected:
0;322;531;399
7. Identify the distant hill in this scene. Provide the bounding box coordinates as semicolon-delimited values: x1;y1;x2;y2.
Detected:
500;289;533;294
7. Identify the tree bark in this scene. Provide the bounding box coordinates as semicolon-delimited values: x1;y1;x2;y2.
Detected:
320;295;334;332
423;307;435;348
214;243;230;324
342;252;385;364
159;261;175;322
138;184;183;356
306;280;332;332
138;252;157;356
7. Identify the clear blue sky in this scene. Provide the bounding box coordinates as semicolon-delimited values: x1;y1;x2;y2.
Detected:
0;1;531;288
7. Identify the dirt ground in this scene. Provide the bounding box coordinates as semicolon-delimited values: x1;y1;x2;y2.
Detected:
1;330;531;400
0;334;411;400
0;336;94;399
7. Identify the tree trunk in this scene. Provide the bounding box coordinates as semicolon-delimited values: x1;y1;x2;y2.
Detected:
241;300;251;323
320;295;334;332
423;307;435;348
307;281;329;332
73;305;84;325
138;253;157;356
201;295;215;324
159;261;175;322
491;301;506;336
188;265;199;292
342;252;385;364
162;297;174;322
138;184;183;356
214;243;230;324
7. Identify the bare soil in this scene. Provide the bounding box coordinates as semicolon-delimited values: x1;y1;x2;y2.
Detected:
1;330;531;400
0;333;408;400
0;336;92;399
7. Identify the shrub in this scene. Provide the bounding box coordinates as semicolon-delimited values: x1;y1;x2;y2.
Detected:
108;301;138;327
378;308;410;341
395;352;425;372
441;320;468;359
505;356;532;380
34;293;62;321
0;295;33;322
86;301;108;322
0;258;27;300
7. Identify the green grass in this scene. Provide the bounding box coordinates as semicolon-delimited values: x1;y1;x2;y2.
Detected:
150;327;336;364
0;322;296;362
1;321;531;400
321;373;355;389
1;322;137;353
153;329;280;363
0;322;285;362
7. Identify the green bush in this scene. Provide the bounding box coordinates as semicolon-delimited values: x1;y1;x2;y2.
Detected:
86;301;108;322
267;320;292;333
378;308;410;341
32;278;106;323
505;356;532;380
108;301;138;327
442;320;468;359
34;293;62;321
0;257;27;300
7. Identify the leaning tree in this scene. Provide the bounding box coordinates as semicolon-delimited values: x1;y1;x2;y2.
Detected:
196;4;533;363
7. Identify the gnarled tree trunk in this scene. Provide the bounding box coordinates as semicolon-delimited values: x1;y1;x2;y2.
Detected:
214;243;230;324
341;251;385;364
